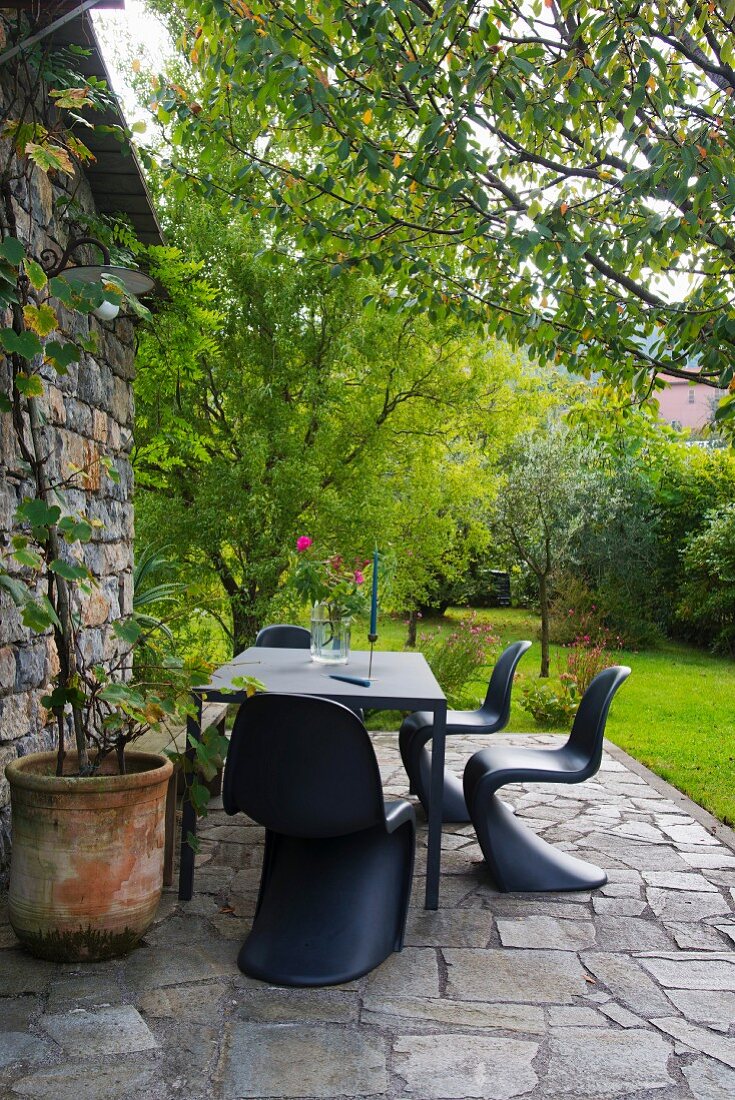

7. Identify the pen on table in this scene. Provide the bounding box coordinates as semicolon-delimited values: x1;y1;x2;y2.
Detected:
328;673;371;687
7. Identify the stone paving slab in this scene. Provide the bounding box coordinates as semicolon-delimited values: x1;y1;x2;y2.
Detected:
0;731;734;1099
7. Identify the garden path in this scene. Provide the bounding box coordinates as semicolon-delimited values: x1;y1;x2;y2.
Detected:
1;732;734;1099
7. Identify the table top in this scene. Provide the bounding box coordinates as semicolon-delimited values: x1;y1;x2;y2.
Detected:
198;646;447;711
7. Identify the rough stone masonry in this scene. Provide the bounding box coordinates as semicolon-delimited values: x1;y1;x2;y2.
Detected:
0;13;137;878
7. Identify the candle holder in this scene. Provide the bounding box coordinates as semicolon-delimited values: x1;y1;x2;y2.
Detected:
368;632;378;679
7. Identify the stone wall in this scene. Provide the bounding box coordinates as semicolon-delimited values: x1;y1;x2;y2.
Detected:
0;35;136;877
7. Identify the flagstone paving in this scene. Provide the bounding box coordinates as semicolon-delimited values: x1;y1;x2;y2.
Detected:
1;732;734;1099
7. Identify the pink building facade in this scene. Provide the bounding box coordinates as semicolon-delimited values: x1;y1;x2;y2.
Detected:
655;376;725;432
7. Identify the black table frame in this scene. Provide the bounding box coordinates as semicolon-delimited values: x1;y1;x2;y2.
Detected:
177;648;448;910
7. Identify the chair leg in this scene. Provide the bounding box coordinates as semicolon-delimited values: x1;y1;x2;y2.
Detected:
393;819;416;953
472;794;607;893
411;728;470;823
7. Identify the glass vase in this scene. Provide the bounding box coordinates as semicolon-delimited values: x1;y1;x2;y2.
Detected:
310;602;351;664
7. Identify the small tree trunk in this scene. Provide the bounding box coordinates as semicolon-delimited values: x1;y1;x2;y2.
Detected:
27;387;89;772
539;572;550;678
406;609;418;648
55;712;66;777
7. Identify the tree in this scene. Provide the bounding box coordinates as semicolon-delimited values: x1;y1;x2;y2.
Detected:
151;0;735;422
134;201;520;652
493;425;596;676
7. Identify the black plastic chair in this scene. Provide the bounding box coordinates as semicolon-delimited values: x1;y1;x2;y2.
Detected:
223;693;415;987
399;640;532;823
255;623;311;648
463;664;631;892
255;622;365;721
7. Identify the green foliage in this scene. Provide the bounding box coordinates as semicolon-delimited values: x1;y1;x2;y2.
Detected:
152;0;735;420
419;613;498;708
134;195;524;654
676;504;735;654
132;544;187;644
519;677;579;729
652;442;735;626
492;423;599;674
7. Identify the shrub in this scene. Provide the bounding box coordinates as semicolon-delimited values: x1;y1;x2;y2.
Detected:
420;613;499;708
549;573;656;650
549;576;607;645
520;623;619;727
519;676;578;728
677;504;735;654
563;630;618;695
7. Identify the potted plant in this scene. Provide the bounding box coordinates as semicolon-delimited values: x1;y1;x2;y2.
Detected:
0;63;214;959
291;537;370;663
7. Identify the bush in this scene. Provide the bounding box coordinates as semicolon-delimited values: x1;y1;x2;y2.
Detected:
563;631;618;695
420;613;499;708
677;503;735;654
519;676;578;728
520;624;619;726
549;571;659;650
549;576;608;645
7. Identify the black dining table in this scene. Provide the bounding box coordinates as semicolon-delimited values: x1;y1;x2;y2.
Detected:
178;646;448;910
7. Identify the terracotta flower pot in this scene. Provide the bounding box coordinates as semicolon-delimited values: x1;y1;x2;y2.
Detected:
5;749;173;962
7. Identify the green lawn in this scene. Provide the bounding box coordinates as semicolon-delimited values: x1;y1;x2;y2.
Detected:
353;607;735;827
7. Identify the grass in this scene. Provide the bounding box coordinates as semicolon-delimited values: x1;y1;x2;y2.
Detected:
352;606;735;828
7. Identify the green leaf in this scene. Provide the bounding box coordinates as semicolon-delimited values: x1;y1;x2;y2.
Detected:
58;516;93;543
0;329;43;359
41;684;86;710
25;260;47;291
99;681;145;707
0;393;11;413
184;830;201;853
0;572;31;606
16;498;61;535
49;276;75;305
190;780;211;816
11;537;43;568
15;373;44;397
0;237;25;265
22;595;60;631
45;340;79;371
49;558;90;581
112;617;144;645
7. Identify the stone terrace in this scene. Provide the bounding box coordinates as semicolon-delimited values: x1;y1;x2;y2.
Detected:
1;732;734;1099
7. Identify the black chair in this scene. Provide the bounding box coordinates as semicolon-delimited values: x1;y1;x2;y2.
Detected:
399;640;532;823
255;623;311;648
463;665;631;892
223;693;415;987
255;622;365;721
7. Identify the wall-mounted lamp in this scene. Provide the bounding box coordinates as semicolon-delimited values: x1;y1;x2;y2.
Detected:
40;236;155;321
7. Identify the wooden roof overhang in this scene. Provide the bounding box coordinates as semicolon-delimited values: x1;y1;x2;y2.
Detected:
1;2;163;246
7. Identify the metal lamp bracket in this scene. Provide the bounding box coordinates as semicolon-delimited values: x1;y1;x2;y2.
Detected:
40;235;111;278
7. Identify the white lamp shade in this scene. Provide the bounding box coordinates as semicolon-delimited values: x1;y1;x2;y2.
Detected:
93;299;121;322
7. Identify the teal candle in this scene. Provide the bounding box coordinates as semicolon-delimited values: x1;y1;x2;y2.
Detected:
369;550;379;635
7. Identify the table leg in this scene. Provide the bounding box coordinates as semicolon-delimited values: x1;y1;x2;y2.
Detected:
178;696;202;901
425;702;446;910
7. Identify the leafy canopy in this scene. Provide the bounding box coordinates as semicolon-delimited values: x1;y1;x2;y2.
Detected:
152;0;735;419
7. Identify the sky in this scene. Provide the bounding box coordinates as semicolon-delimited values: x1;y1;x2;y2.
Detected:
92;0;171;129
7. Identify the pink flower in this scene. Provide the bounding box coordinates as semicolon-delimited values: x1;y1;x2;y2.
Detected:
296;536;313;552
354;570;364;585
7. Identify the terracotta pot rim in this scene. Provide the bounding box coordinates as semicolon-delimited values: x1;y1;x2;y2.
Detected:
5;750;173;793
